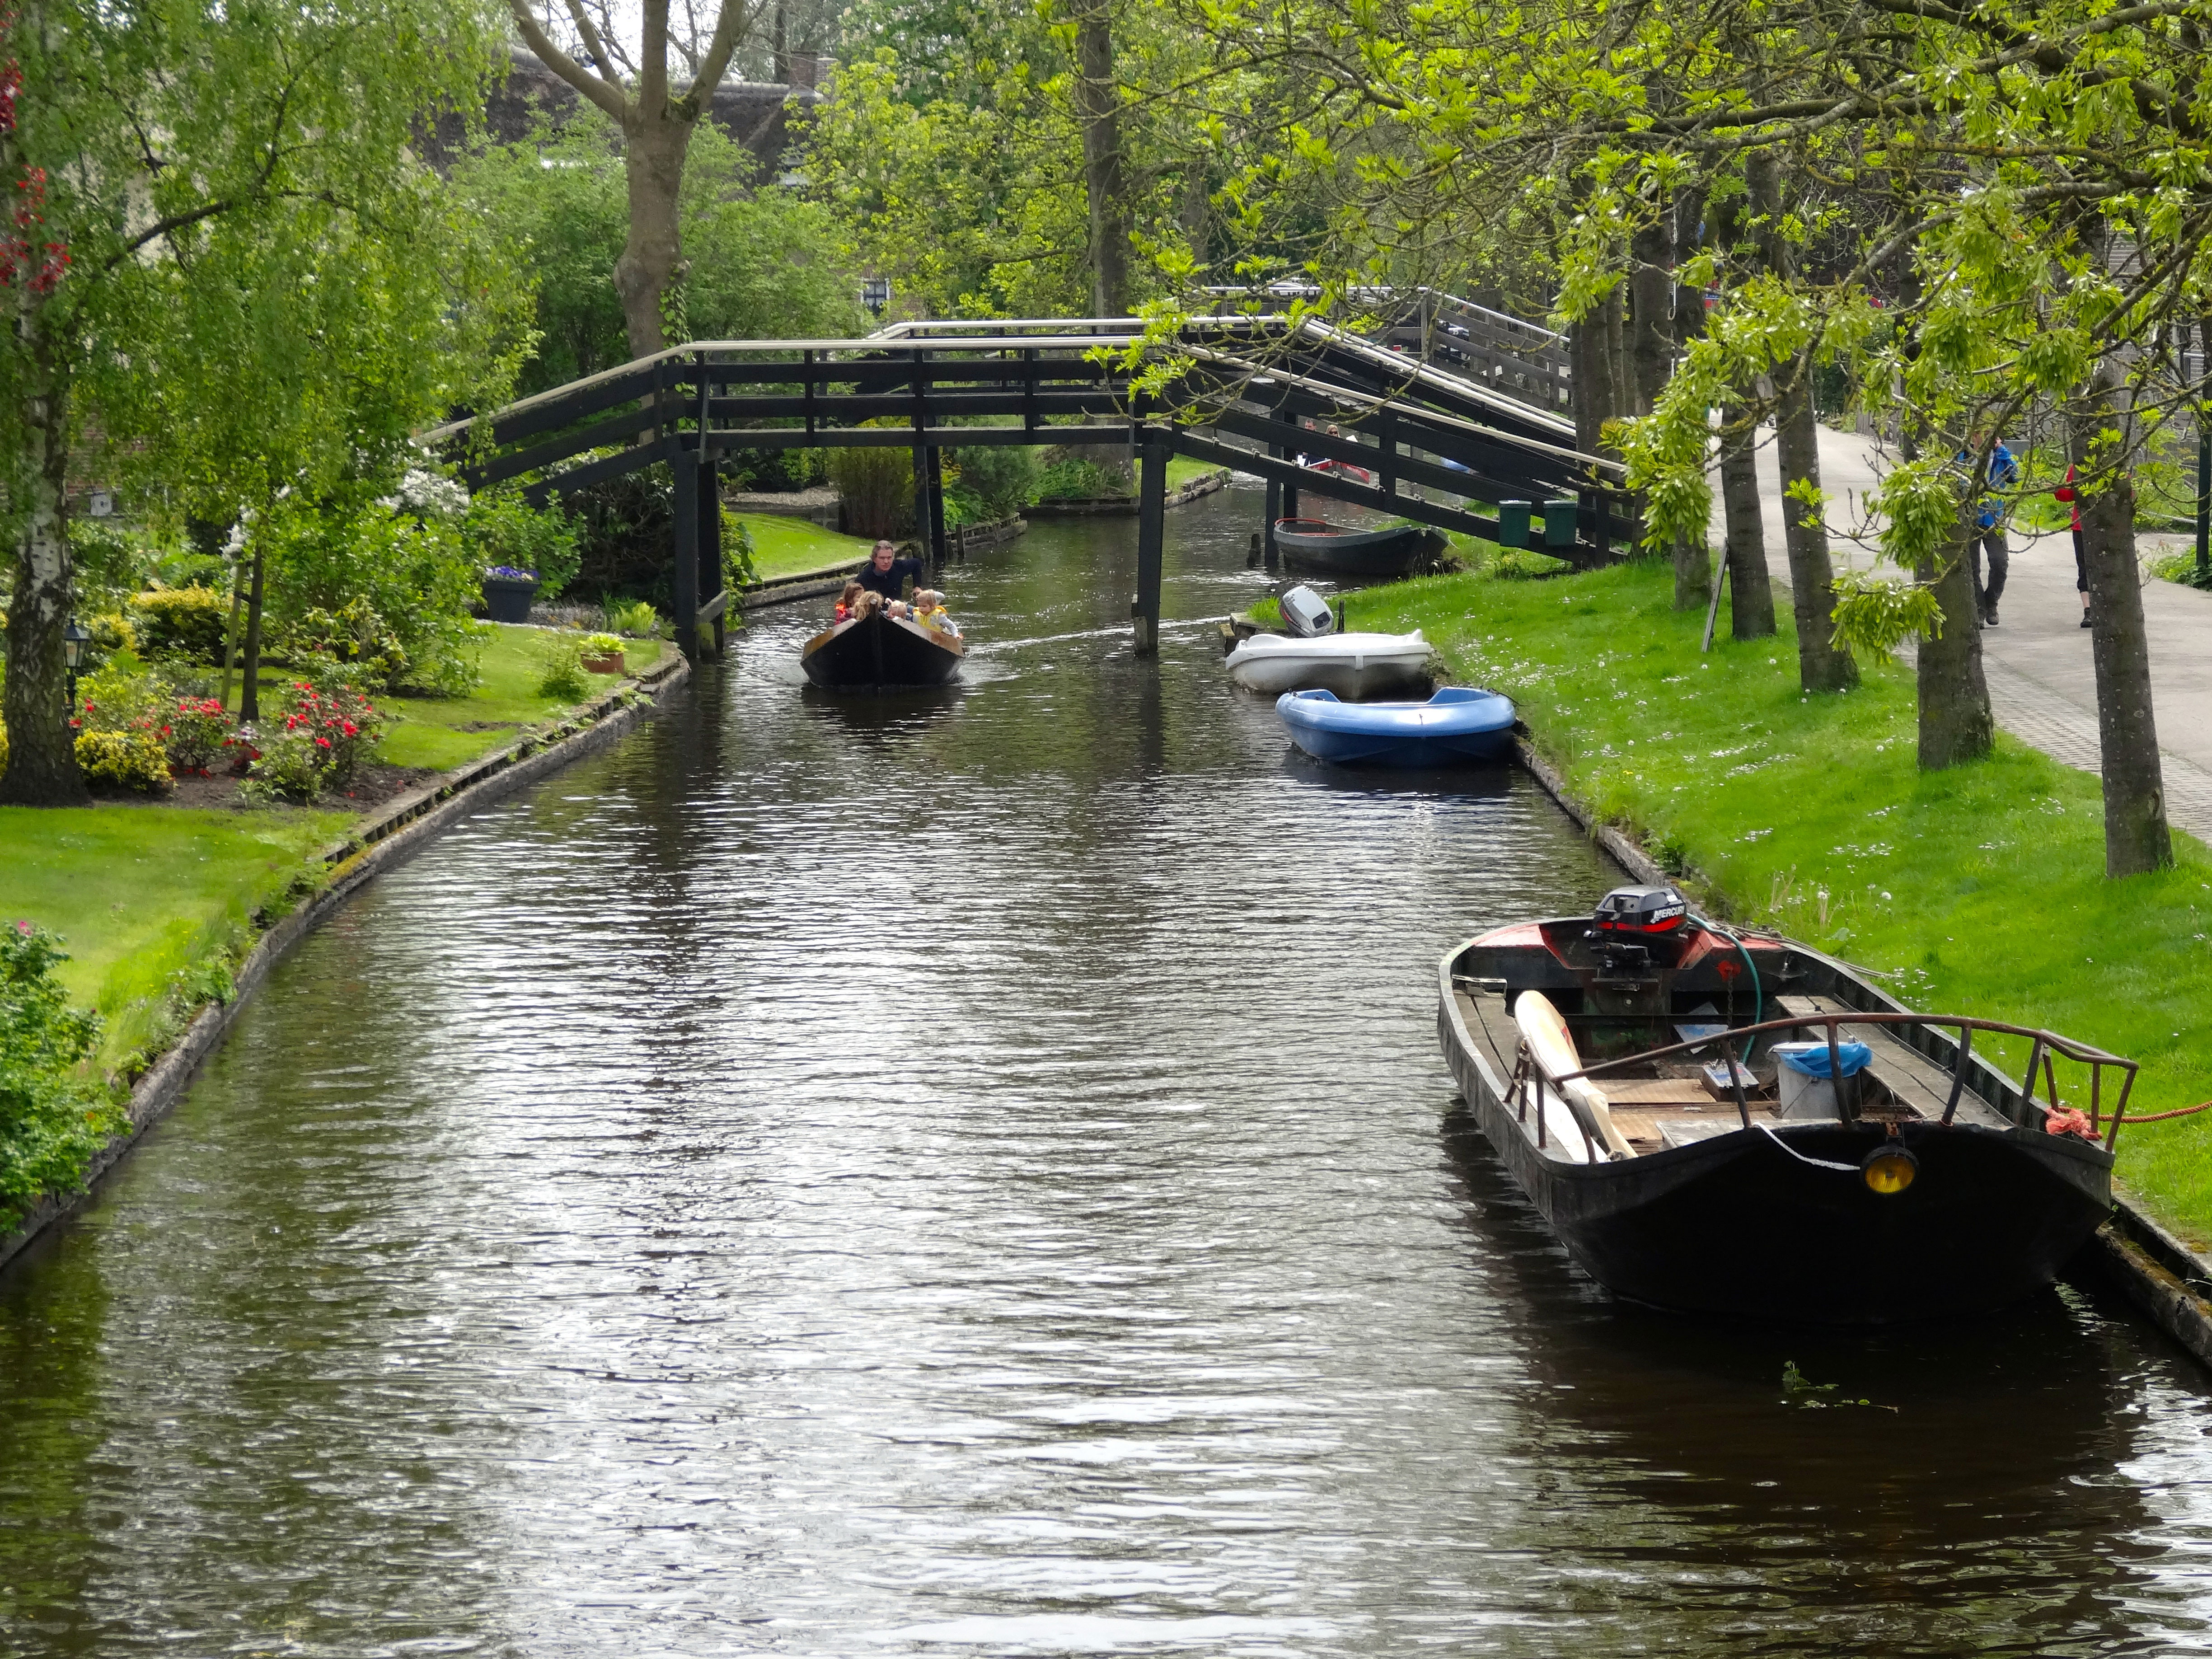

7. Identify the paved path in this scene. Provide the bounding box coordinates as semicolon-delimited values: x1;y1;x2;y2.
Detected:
1712;426;2212;843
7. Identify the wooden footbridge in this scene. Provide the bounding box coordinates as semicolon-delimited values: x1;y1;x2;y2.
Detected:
426;314;1634;658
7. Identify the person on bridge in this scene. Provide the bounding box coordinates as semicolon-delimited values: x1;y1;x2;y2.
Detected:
2054;466;2092;628
858;539;925;605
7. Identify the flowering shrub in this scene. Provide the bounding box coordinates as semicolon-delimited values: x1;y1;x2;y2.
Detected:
0;922;123;1226
72;664;173;792
165;697;234;774
483;563;537;582
468;491;580;597
240;677;384;802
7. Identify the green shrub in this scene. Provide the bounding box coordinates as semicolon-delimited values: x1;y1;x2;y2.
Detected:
536;636;590;701
281;597;407;689
130;585;232;664
2147;548;2212;591
74;730;173;792
584;632;624;655
0;923;123;1226
261;496;482;696
826;444;914;539
1035;456;1132;502
604;598;661;637
950;445;1040;519
720;511;759;586
238;727;325;804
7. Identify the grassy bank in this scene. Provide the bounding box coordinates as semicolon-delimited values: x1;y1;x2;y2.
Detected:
380;626;659;769
729;514;873;583
2;625;665;1071
1344;559;2212;1240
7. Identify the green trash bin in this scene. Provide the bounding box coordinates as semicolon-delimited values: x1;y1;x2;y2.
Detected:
1541;498;1579;548
1497;500;1533;548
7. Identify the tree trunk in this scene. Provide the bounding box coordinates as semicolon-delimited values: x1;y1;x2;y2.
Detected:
1718;411;1776;638
1072;0;1129;318
1915;512;1992;768
0;337;89;806
1602;286;1629;439
1774;366;1857;692
1750;150;1855;692
613;112;694;358
2076;361;2172;875
239;544;267;723
1570;312;1612;457
1627;203;1673;417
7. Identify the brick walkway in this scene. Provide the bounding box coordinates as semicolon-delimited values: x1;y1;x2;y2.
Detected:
1715;426;2212;844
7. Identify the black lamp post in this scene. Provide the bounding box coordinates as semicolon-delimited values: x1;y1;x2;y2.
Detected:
62;617;90;709
861;276;891;319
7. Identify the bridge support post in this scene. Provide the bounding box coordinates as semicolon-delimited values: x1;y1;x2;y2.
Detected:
925;446;948;571
1132;439;1167;656
698;459;726;657
1263;476;1281;571
672;453;700;661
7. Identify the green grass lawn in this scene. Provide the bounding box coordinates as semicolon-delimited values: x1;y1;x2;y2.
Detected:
1167;457;1228;491
0;806;350;1066
1345;558;2212;1241
731;514;872;583
377;626;661;770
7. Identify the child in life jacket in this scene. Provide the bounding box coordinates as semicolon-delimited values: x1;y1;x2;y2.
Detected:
912;589;959;635
833;579;865;623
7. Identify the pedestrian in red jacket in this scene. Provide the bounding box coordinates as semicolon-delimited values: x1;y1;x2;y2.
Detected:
2054;467;2091;628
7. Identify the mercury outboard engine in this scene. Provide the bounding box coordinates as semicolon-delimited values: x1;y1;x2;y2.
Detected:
1278;584;1336;638
1587;884;1690;977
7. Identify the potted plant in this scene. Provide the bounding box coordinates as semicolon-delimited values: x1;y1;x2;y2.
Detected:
481;564;538;623
581;632;627;675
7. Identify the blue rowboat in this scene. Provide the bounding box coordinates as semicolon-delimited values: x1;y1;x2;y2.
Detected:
1275;686;1516;767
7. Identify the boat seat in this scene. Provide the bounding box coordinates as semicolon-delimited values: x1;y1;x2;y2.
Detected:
1772;994;2012;1129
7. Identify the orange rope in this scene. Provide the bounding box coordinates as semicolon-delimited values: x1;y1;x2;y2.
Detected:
2113;1101;2212;1124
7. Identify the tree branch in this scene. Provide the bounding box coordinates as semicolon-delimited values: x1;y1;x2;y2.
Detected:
687;0;762;109
507;0;630;121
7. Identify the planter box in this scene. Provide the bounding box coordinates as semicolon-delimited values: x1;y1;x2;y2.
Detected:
582;652;626;675
481;575;538;624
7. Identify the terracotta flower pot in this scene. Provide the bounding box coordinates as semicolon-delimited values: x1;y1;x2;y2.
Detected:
583;652;627;675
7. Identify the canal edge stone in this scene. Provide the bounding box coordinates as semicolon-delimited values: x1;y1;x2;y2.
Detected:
1509;733;2212;1373
0;646;694;1279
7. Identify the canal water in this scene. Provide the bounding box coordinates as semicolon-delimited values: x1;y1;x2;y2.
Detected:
5;483;2212;1657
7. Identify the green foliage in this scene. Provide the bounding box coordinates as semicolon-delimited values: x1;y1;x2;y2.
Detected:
603;598;663;638
452;121;867;396
465;492;583;601
259;497;481;698
2148;548;2212;592
827;445;915;539
1828;571;1948;663
535;637;591;702
128;586;231;665
721;513;759;587
0;925;122;1226
950;446;1040;519
72;731;173;794
281;599;408;691
1035;456;1132;502
584;633;624;655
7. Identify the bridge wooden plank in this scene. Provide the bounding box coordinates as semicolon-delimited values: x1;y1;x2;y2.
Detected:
475;365;664;449
467;403;672;489
518;436;680;506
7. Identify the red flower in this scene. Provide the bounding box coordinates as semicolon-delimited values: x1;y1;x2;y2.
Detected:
314;736;330;748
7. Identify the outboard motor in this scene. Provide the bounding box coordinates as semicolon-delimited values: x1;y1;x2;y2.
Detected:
1278;584;1336;638
1588;884;1689;977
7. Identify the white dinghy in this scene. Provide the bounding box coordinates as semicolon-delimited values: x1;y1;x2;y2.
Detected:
1224;630;1433;698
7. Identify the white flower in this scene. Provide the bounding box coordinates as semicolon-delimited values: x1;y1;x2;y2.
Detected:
379;468;470;519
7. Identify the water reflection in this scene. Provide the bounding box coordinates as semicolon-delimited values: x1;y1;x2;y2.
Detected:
1;483;2210;1656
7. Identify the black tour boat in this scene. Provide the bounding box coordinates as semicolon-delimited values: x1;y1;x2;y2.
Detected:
801;608;965;691
1438;885;2136;1323
1274;518;1439;581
